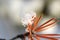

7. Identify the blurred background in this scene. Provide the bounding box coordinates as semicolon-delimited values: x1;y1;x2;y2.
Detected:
0;0;60;40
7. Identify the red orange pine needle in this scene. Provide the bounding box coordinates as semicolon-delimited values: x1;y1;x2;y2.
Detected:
35;34;58;40
26;16;60;40
35;18;57;32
